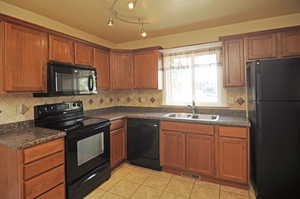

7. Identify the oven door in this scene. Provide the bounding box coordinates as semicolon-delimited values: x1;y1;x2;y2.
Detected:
65;122;110;184
48;62;97;96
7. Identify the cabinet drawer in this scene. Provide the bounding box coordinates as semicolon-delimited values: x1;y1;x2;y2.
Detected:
36;184;65;199
23;138;64;164
219;126;248;139
24;165;64;199
161;122;214;135
24;151;64;180
110;119;125;131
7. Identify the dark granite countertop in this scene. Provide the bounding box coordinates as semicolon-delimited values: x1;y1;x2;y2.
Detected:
88;111;250;127
0;107;248;150
0;126;66;150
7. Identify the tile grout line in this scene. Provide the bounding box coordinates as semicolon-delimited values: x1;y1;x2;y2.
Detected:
128;167;162;199
188;180;196;199
164;174;196;199
219;185;221;199
158;173;174;199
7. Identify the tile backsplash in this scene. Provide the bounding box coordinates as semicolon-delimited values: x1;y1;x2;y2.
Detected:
0;90;163;124
0;88;245;125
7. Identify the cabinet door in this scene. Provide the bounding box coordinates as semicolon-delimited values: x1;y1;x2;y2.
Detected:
217;137;248;184
49;35;74;64
245;33;277;60
110;128;126;168
160;130;186;169
281;29;300;57
4;23;48;92
186;134;215;176
134;51;159;89
223;38;245;87
110;53;133;89
0;21;4;93
94;48;110;90
75;42;94;66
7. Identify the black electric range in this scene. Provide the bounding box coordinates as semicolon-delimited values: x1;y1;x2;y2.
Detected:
34;101;111;199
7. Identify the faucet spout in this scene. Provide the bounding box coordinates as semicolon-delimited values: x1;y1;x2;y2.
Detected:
187;100;197;115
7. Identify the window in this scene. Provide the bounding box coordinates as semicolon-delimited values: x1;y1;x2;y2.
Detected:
162;43;225;106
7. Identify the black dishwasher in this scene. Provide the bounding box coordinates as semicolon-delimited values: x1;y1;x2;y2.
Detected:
127;118;161;170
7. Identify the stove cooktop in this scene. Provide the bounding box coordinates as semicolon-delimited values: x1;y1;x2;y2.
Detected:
34;101;109;132
46;117;109;132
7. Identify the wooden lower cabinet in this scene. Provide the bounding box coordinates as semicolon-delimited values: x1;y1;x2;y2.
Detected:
186;133;215;176
160;122;249;186
217;137;248;184
24;165;64;199
36;184;65;199
110;121;126;168
0;138;65;199
0;20;4;94
160;130;186;170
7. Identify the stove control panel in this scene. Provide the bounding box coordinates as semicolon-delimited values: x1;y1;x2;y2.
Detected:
34;101;83;119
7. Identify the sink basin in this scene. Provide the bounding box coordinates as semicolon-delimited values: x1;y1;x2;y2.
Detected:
165;113;192;119
164;113;219;121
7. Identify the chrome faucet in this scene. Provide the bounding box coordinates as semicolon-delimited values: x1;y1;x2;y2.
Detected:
187;101;197;115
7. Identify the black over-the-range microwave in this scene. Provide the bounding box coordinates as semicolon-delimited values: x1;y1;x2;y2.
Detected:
34;61;97;97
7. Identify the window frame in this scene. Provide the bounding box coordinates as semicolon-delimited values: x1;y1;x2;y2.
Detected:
161;44;227;107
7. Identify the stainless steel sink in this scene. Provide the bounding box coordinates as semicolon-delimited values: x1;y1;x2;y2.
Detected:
164;113;219;121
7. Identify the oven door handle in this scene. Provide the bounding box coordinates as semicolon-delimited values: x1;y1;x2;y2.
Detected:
66;121;111;139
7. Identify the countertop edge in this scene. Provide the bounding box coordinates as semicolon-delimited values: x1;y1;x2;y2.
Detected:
0;131;66;150
96;114;250;128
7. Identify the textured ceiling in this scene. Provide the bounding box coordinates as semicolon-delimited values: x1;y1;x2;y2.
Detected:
2;0;300;43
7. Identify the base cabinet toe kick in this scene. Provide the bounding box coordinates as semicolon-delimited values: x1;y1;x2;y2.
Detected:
160;121;249;188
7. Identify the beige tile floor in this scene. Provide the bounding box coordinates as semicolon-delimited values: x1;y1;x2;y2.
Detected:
85;163;253;199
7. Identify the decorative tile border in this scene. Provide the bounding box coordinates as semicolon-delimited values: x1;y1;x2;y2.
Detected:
0;88;245;125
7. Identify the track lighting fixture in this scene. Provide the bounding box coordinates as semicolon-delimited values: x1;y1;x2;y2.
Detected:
107;0;148;38
140;23;147;37
107;17;114;26
128;0;136;10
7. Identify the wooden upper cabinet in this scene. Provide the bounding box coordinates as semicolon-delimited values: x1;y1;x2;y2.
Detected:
244;33;277;60
75;42;94;66
94;48;110;90
280;29;300;57
0;21;4;94
49;34;74;64
133;51;159;89
110;52;133;90
186;134;215;176
160;130;186;169
4;22;48;92
110;127;126;168
223;38;245;87
217;137;248;184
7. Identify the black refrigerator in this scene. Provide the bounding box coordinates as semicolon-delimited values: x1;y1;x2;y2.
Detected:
247;58;300;199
